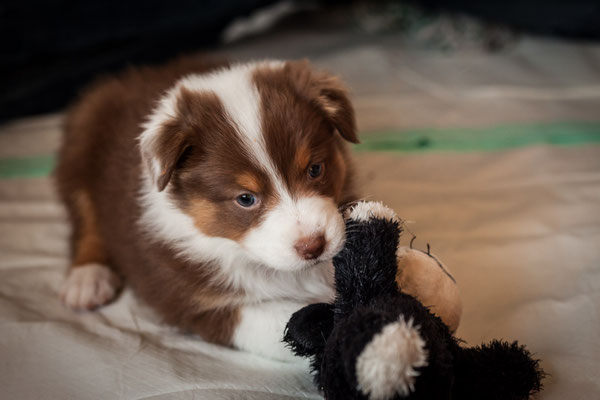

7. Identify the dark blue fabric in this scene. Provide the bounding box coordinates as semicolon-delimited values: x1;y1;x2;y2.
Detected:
1;0;277;121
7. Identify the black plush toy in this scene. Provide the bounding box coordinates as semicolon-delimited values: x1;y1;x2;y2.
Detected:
284;202;544;400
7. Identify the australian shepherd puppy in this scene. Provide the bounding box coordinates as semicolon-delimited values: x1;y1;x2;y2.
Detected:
55;57;358;360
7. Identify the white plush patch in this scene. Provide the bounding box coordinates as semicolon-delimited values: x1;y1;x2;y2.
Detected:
346;201;398;223
60;263;121;310
356;317;428;400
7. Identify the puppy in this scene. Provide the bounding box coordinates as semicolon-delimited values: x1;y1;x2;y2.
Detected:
56;56;358;360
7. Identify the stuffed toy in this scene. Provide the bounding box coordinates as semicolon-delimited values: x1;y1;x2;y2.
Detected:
284;201;544;400
395;240;461;333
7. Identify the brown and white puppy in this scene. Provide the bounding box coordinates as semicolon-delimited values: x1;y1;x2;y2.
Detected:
56;57;358;361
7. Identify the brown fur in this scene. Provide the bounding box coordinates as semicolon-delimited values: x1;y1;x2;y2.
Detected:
165;88;277;241
71;190;106;266
55;56;357;347
294;143;312;172
56;56;241;344
253;62;357;205
236;173;263;194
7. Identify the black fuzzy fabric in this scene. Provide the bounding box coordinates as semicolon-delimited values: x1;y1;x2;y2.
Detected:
284;302;335;358
284;208;544;399
319;296;456;400
452;340;545;400
332;217;403;319
0;0;278;121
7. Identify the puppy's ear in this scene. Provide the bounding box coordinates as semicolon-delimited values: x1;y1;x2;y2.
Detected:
286;60;359;144
141;121;188;192
140;88;207;192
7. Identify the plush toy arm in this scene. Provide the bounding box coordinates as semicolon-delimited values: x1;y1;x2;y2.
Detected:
452;340;545;400
283;302;335;357
334;202;402;315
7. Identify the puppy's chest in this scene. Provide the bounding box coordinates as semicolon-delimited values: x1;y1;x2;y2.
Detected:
205;252;335;303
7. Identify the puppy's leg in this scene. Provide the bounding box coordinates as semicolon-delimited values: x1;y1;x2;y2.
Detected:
59;190;121;310
232;301;306;362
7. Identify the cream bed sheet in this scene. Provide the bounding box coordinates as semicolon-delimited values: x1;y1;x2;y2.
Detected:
2;30;600;399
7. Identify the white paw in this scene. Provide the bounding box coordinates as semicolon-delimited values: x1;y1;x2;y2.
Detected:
346;201;398;223
60;263;121;310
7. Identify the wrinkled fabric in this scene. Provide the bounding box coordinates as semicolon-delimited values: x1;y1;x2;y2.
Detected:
2;31;600;399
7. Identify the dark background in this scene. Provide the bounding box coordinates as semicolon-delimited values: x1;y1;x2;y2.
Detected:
2;0;600;122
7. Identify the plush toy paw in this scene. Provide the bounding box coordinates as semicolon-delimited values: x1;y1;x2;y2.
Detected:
355;317;428;400
284;303;334;358
345;201;399;223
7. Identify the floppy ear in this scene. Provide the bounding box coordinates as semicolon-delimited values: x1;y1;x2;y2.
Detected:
286;60;359;144
141;122;189;192
139;87;204;192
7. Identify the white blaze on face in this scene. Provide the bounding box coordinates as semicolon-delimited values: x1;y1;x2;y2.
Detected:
242;195;345;271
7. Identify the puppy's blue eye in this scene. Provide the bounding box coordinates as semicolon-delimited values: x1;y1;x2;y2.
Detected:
308;163;323;178
236;193;256;208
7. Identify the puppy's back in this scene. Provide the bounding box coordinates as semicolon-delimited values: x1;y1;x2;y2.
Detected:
59;56;227;184
55;56;228;276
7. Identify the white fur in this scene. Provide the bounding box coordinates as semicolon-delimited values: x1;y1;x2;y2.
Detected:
138;175;335;304
242;195;345;271
346;201;398;223
60;263;121;310
356;317;428;400
232;300;308;362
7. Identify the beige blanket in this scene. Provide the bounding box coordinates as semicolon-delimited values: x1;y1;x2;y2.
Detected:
2;30;600;399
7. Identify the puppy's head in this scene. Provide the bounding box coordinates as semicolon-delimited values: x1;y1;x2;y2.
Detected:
140;60;358;271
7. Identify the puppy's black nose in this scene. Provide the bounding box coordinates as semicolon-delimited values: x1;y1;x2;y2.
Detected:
295;235;326;260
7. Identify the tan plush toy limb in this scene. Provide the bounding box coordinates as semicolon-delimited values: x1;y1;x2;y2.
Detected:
395;245;462;332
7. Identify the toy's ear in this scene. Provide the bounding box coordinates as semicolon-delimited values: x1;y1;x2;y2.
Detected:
284;303;335;357
453;340;544;400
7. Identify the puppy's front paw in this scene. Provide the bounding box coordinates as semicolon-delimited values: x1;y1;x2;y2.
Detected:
60;263;121;310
